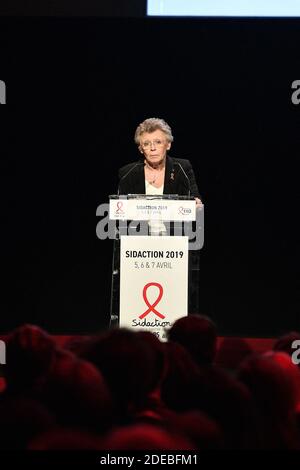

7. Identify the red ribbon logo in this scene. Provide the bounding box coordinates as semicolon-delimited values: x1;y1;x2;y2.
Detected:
115;201;124;215
139;282;165;319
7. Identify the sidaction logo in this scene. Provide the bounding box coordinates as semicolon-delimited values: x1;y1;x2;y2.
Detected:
0;80;6;104
0;340;6;365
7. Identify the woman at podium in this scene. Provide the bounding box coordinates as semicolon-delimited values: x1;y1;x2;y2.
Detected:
118;117;202;207
111;118;202;322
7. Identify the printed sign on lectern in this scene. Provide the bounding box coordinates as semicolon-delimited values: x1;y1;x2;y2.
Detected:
119;235;188;340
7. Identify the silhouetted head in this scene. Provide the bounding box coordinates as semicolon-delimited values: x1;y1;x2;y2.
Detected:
101;423;193;450
4;324;57;391
79;328;163;417
167;314;217;366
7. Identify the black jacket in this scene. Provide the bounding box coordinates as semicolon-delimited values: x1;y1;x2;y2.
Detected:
118;155;200;197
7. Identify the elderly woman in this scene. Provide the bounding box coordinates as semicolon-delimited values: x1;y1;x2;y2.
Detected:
118;118;202;206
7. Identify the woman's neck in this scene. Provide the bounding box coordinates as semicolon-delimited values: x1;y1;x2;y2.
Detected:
144;159;165;171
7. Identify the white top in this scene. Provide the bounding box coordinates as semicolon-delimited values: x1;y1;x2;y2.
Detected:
145;180;166;235
145;180;164;195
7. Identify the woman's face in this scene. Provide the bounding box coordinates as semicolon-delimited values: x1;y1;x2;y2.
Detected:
139;129;171;166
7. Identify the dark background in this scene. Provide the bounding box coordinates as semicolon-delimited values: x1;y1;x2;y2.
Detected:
0;11;299;336
0;0;146;16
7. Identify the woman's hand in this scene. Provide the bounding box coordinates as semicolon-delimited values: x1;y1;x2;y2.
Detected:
195;197;203;209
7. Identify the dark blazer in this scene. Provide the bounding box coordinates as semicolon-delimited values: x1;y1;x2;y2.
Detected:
118;155;200;198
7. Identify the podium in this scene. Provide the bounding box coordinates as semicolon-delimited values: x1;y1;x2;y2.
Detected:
109;195;204;340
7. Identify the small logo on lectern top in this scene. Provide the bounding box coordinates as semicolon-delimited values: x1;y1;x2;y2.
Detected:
178;207;192;216
0;80;6;104
115;201;124;215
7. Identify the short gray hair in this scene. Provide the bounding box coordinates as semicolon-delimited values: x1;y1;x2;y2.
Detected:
134;117;174;145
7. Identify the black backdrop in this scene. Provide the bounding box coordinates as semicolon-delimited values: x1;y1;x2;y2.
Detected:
0;0;145;16
0;17;299;336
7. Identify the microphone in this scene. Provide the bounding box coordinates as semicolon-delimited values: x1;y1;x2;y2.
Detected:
117;161;143;195
174;161;191;197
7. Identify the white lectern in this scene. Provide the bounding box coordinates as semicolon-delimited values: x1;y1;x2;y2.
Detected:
109;194;203;340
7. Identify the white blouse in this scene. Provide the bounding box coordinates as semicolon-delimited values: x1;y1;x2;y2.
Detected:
145;180;166;235
145;180;164;195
